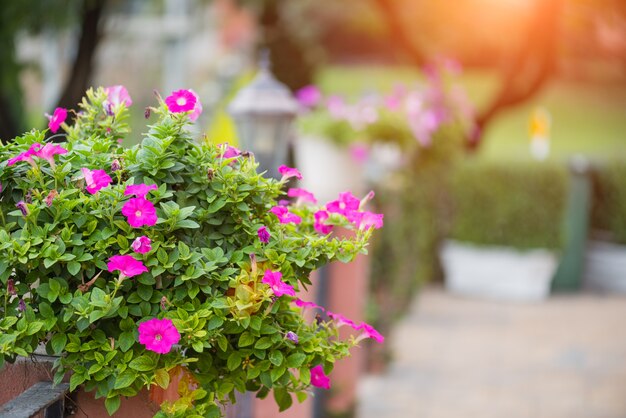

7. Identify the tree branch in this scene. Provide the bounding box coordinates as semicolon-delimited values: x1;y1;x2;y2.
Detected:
56;0;106;112
373;0;426;66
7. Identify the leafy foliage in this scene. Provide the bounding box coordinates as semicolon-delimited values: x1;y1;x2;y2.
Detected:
0;88;375;416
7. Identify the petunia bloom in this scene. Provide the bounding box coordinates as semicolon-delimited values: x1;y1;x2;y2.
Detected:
7;143;42;166
188;89;203;121
105;85;133;107
269;206;302;225
314;210;333;235
107;254;148;278
356;322;385;343
132;236;152;254
220;144;241;159
347;211;384;230
81;168;112;194
261;270;296;298
165;89;197;113
296;85;322;108
124;183;158;198
292;298;325;312
288;188;317;204
257;226;270;244
278;165;302;180
36;143;67;168
121;197;158;228
138;318;181;354
327;311;357;329
326;191;360;217
310;365;331;390
46;108;67;133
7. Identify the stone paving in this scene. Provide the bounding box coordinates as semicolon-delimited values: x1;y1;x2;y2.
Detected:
357;286;626;418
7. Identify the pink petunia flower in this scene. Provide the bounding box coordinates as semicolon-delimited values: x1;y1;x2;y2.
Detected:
310;365;331;390
326;192;360;217
7;143;42;166
220;144;241;159
347;211;384;230
261;270;296;298
188;89;203;122
278;165;302;180
349;142;369;164
257;226;270;244
287;188;317;204
107;254;148;277
326;95;346;119
356;322;385;343
314;210;333;235
165;89;197;114
269;206;302;225
105;85;133;107
327;311;357;329
296;85;322;108
121;197;158;228
132;236;152;254
46;108;67;133
293;298;325;312
36;143;67;168
81;168;112;194
138;318;181;354
124;183;158;198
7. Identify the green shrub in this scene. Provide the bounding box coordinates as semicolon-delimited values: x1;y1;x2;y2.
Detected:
591;161;626;244
448;160;568;249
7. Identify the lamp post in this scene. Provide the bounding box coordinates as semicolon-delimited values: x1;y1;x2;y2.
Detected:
228;52;298;179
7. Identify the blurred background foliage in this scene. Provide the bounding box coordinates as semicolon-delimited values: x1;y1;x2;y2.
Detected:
1;0;625;349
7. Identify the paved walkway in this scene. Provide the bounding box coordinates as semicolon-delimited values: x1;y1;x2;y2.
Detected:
357;286;626;418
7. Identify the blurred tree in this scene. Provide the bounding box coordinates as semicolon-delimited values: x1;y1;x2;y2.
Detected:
0;0;106;141
374;0;563;149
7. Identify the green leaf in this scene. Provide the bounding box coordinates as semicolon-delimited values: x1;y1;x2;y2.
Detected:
227;352;242;371
269;351;284;367
70;372;86;391
137;284;153;302
129;355;156;371
286;353;306;368
273;387;293;412
154;368;170;389
114;370;136;390
118;331;136;352
67;261;81;276
254;337;272;350
51;333;67;354
25;321;43;336
104;395;121;415
238;332;255;348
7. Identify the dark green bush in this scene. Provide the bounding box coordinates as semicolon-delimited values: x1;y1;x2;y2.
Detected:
591;161;626;244
448;160;568;249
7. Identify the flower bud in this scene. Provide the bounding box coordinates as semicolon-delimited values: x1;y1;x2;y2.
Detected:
207;168;214;181
44;190;58;207
25;190;32;204
144;107;151;119
7;279;16;296
18;299;26;312
16;201;28;216
111;159;121;172
285;331;299;344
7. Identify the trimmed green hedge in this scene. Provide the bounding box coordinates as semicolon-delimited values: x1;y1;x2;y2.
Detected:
448;161;568;249
591;161;626;244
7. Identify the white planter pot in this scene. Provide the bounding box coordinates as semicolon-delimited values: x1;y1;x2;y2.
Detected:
293;135;365;203
584;241;626;293
441;240;558;302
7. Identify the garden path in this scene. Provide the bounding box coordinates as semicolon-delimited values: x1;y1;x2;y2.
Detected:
357;286;626;418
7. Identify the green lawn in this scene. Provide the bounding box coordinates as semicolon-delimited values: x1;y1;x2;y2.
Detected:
316;66;626;162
